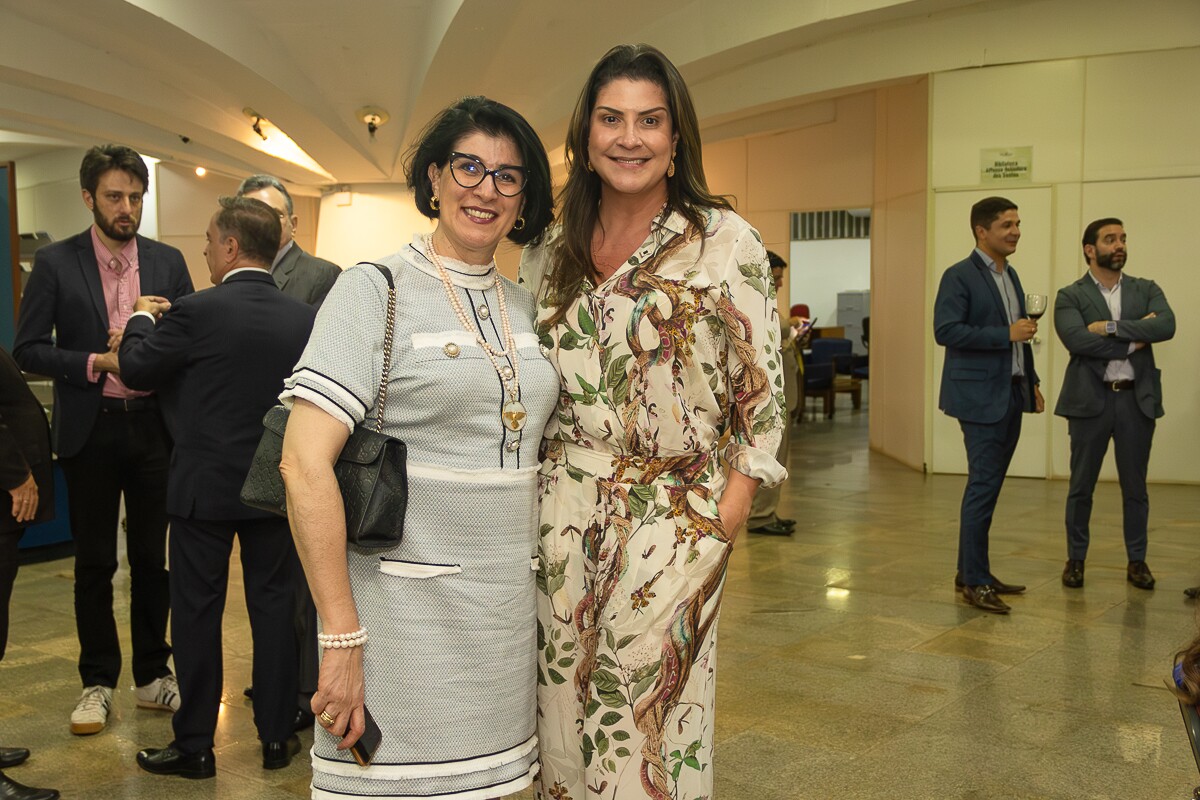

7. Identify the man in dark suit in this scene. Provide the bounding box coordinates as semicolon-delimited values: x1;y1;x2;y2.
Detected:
122;196;316;778
237;174;340;307
13;144;193;734
237;173;338;725
0;346;61;800
934;196;1044;614
1054;218;1174;591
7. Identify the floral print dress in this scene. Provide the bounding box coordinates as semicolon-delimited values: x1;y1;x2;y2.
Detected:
518;208;787;800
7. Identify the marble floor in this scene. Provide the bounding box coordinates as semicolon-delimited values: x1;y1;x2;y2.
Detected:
4;404;1200;799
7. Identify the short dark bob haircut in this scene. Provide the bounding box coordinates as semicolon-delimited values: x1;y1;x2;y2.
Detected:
80;143;150;197
215;196;282;267
403;96;553;246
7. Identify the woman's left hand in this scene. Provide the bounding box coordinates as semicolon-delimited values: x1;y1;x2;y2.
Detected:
716;471;760;543
311;645;367;749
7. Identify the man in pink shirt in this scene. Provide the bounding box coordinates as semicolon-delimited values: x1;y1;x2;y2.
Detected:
14;144;193;735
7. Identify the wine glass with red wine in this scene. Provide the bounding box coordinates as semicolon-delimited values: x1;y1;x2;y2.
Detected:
1025;293;1047;321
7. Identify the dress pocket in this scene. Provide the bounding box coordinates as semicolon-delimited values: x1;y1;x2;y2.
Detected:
378;558;462;579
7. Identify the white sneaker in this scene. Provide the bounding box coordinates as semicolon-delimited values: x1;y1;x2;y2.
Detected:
134;674;181;712
70;685;113;735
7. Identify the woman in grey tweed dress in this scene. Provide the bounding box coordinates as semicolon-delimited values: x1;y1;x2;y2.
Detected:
278;97;557;800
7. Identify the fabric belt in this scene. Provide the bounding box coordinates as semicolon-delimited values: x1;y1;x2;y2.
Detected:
99;396;157;412
1108;380;1136;392
548;440;716;485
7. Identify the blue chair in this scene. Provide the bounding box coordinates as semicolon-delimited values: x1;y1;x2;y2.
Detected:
803;338;852;419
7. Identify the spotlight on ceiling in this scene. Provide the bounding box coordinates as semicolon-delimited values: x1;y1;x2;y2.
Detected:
243;107;269;140
357;106;390;141
194;166;207;177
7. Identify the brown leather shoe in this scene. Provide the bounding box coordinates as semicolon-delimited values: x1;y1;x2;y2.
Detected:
1127;560;1155;590
961;584;1010;614
954;572;1026;594
1062;559;1085;588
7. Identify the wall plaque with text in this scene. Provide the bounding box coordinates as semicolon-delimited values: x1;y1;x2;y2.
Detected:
980;147;1032;184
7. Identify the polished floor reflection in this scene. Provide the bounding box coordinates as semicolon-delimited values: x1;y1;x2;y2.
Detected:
3;406;1199;799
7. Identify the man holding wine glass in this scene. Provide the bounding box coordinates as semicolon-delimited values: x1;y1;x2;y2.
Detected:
1053;218;1175;591
934;196;1044;614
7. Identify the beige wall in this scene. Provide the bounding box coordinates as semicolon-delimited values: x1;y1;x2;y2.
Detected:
156;162;328;288
928;47;1200;483
702;81;928;470
870;80;928;471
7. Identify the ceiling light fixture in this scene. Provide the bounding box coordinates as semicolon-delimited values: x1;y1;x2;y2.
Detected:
243;107;269;140
238;106;335;182
357;106;390;141
194;166;207;177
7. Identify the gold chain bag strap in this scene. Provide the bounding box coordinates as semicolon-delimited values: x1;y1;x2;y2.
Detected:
240;264;408;550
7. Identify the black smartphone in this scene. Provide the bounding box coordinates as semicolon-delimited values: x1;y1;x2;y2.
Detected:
348;704;382;767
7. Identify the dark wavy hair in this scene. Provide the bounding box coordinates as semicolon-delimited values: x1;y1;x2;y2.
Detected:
80;144;150;196
542;44;733;317
402;96;553;246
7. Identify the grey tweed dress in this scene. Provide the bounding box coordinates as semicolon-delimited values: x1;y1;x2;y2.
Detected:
280;238;557;799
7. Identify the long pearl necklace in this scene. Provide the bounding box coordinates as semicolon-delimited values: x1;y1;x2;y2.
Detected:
423;235;527;431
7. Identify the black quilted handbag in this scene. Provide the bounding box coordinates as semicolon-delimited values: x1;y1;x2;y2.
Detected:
239;264;408;550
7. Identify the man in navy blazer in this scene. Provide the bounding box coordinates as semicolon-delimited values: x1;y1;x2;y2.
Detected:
1054;218;1174;591
13;144;193;734
120;197;316;778
236;173;339;728
934;196;1044;614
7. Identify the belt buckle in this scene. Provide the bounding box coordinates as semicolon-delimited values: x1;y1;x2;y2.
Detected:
1110;381;1121;392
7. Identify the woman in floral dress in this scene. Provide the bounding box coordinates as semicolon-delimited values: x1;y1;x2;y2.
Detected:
519;44;787;800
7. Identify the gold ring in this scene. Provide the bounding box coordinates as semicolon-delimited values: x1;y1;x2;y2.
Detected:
319;710;336;727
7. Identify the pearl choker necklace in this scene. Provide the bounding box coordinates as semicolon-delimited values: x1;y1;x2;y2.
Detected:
423;235;527;431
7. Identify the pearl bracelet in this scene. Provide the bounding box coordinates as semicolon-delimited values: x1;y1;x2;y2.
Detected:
318;628;368;649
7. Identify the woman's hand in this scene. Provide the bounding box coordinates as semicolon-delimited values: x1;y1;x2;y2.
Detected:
312;645;367;749
716;470;760;543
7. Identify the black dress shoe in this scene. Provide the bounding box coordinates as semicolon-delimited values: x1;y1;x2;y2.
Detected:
1185;586;1200;600
136;744;216;779
776;517;797;527
262;735;301;770
748;521;793;536
961;584;1010;614
293;707;315;733
0;771;60;800
0;749;29;769
1062;559;1085;588
1127;560;1156;590
954;573;1026;594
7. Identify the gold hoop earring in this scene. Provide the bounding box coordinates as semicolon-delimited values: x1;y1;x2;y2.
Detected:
667;158;675;178
430;195;440;211
512;216;526;232
586;161;594;173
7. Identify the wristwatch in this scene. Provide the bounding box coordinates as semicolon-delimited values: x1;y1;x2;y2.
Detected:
1105;321;1117;336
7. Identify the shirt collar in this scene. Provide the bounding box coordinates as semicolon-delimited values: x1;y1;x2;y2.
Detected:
973;247;1009;274
91;225;138;272
1088;270;1122;292
271;239;295;270
222;266;271;283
